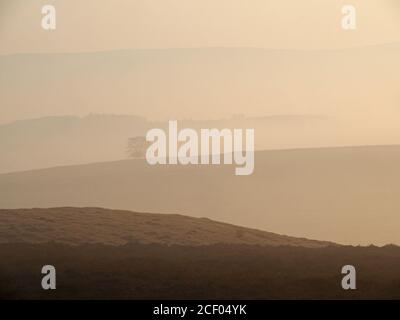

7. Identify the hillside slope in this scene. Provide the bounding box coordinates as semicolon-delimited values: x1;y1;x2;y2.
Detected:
0;207;333;247
1;146;400;245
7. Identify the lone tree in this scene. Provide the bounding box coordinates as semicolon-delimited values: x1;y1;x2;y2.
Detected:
126;136;149;158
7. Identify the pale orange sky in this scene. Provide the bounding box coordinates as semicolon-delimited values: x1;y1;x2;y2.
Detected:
1;0;400;54
1;0;400;125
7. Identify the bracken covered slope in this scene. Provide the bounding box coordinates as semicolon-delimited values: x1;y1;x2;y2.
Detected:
0;207;335;247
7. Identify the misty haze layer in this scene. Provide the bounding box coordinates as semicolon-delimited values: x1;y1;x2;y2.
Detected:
1;146;400;246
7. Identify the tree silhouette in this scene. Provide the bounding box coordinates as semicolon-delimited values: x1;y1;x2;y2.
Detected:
126;136;149;158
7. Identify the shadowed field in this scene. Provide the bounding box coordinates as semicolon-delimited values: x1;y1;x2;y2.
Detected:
1;243;400;299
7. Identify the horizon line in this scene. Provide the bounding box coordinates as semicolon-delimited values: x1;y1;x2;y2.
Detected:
1;41;400;57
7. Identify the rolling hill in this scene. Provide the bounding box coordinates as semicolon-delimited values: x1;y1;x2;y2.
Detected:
2;45;400;173
0;207;333;247
0;113;330;174
1;145;400;245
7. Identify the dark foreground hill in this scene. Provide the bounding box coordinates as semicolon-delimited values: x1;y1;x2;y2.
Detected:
1;243;400;299
0;208;400;299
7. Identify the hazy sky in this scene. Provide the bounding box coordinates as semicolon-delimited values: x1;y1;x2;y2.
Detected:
1;0;400;54
0;0;399;124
